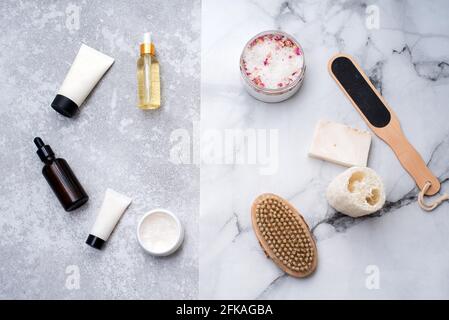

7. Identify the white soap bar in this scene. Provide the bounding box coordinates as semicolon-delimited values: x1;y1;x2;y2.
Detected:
308;120;371;167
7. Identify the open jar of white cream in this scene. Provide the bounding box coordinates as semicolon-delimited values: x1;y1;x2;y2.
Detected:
240;30;306;103
137;209;184;256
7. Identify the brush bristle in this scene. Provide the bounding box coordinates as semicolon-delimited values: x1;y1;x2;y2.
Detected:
254;195;315;274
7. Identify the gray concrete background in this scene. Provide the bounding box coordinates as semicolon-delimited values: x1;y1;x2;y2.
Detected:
0;0;200;299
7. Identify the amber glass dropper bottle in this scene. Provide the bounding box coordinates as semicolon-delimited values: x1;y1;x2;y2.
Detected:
34;137;88;211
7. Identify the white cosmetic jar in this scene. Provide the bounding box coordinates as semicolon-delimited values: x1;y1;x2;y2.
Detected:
240;30;306;103
137;209;184;256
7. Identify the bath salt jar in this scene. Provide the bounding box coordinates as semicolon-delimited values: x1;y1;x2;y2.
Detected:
240;30;306;103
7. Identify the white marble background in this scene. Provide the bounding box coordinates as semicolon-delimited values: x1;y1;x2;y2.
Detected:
200;0;449;299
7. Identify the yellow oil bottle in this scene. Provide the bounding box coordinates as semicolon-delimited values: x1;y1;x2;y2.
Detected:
137;32;160;109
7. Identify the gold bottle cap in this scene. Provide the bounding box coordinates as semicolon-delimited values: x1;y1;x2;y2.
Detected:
140;43;155;56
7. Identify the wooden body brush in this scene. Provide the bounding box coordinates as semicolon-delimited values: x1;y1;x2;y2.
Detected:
328;54;440;196
251;193;317;278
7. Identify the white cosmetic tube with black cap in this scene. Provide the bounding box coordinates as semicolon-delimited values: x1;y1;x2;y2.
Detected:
86;189;132;250
51;44;114;117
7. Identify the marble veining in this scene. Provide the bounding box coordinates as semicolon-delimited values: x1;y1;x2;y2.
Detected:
200;0;449;299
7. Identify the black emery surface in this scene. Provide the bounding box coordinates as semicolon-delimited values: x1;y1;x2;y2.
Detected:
331;56;391;128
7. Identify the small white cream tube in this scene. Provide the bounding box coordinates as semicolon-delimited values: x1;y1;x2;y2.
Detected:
51;44;114;117
86;189;132;250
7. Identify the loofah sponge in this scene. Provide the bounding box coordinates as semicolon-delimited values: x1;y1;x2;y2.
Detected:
251;193;318;278
326;167;386;217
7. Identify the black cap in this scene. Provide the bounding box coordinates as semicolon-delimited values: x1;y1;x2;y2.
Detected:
51;94;79;118
86;234;105;250
34;137;55;163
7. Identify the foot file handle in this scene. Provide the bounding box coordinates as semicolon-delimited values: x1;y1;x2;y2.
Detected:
328;54;440;195
383;125;440;195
